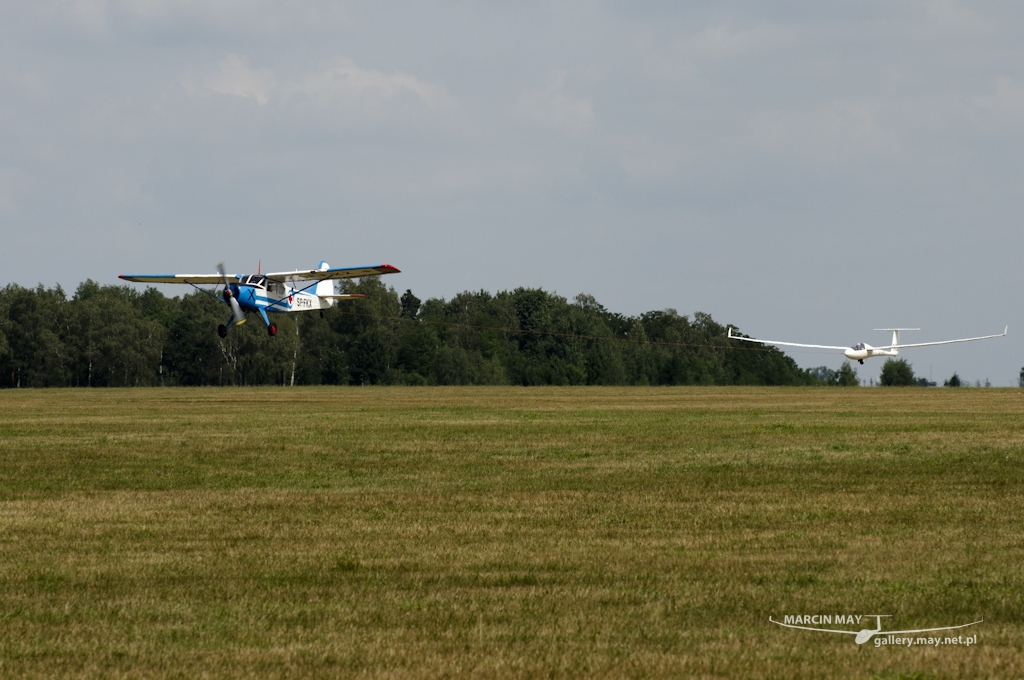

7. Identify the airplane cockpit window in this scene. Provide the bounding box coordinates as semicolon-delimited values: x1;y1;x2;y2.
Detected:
852;343;865;351
242;275;267;288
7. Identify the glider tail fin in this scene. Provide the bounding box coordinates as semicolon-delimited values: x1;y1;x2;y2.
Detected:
873;328;920;351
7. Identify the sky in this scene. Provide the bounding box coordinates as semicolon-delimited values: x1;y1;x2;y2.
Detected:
1;1;1022;385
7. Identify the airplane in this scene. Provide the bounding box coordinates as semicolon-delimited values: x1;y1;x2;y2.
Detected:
727;326;1007;364
120;261;400;337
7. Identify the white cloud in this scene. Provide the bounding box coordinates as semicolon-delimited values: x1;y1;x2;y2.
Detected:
749;99;902;162
37;0;349;34
973;77;1024;129
38;0;109;32
0;168;27;213
198;54;277;106
618;142;678;184
183;55;458;122
288;58;458;118
512;71;595;136
433;169;479;190
924;0;993;36
11;73;48;99
681;24;796;57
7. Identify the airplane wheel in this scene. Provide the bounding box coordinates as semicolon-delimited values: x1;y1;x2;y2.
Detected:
269;323;277;337
217;324;228;338
320;311;324;318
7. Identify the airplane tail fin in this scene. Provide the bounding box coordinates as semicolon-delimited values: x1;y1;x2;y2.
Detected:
874;328;920;351
315;261;334;304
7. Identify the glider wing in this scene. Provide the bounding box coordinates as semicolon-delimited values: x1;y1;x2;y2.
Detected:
877;327;1007;350
727;327;848;351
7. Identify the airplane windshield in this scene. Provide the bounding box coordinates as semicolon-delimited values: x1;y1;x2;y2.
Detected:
852;343;865;351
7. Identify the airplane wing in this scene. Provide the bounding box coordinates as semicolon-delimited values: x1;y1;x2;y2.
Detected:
265;264;400;282
119;274;233;285
727;327;848;351
877;327;1008;350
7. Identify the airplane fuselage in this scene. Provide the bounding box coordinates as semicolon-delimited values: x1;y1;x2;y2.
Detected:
844;343;898;363
230;275;330;315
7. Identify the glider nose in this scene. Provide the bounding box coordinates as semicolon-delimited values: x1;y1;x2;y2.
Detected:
845;345;868;362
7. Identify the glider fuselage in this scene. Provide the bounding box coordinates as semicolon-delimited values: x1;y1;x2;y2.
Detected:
843;343;898;363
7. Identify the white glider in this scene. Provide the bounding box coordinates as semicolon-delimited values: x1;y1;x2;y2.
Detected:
727;326;1007;364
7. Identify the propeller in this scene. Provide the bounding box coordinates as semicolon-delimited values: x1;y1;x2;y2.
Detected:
217;262;245;325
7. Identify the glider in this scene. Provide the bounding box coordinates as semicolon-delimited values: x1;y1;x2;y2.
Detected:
120;261;400;337
727;326;1007;364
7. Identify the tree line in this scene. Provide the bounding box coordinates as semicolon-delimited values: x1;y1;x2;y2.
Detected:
0;278;854;388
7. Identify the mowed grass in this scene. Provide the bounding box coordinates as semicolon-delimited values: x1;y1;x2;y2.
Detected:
0;387;1022;679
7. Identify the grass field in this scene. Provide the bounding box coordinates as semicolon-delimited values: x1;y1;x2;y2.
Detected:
0;387;1022;678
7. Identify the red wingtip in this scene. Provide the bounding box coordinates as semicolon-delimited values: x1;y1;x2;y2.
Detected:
379;264;401;273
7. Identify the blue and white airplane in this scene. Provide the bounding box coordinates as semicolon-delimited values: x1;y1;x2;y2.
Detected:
120;261;400;337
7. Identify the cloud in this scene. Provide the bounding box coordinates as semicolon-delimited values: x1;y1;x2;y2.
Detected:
973;77;1024;129
39;0;109;32
288;58;458;117
681;24;796;57
183;55;459;122
198;54;277;105
924;0;993;36
37;0;349;34
512;71;595;136
10;73;48;99
748;99;902;162
0;168;27;213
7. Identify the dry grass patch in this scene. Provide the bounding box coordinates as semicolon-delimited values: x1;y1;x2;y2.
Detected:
0;387;1022;678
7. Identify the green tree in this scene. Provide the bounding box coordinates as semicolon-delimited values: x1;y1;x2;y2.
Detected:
399;289;421;319
880;359;915;386
68;281;165;387
1;284;71;387
163;292;231;385
335;277;400;384
944;373;962;387
835;361;859;386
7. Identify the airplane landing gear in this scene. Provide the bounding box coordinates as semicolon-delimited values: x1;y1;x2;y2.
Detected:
268;323;277;336
218;324;228;338
320;311;324;318
858;359;864;365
